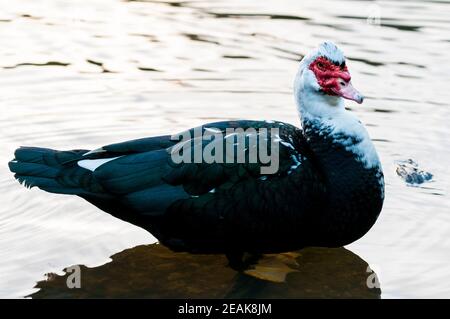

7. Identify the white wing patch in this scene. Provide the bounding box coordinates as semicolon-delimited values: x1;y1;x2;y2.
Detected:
78;156;122;172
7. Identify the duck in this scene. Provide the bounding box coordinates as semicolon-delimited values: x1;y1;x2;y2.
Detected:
8;42;384;268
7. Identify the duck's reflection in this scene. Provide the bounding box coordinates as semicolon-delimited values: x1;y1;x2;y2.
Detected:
30;244;381;298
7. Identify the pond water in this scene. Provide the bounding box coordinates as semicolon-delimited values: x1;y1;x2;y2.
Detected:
0;0;449;298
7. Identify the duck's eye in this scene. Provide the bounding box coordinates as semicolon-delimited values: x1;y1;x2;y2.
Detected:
317;62;325;70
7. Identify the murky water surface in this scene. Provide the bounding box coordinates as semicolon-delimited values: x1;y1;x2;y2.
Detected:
0;0;449;298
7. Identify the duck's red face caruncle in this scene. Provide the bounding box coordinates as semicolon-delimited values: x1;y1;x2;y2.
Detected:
309;56;364;104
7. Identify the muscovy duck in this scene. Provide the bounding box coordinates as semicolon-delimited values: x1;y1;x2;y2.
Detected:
8;42;384;266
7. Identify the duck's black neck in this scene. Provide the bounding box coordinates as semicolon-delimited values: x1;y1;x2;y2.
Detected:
302;117;384;246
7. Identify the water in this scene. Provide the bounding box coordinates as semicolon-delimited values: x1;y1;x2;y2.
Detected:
0;0;449;298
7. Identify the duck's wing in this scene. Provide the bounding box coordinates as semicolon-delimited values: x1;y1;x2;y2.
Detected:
85;120;325;251
88;120;315;203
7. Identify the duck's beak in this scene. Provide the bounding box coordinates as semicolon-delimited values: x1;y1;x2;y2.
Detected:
332;73;364;104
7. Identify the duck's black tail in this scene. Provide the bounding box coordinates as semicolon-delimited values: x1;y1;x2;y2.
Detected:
8;146;96;195
8;146;153;228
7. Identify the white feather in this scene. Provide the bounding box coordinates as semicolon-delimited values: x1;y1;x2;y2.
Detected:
83;147;106;156
78;156;121;172
317;41;345;64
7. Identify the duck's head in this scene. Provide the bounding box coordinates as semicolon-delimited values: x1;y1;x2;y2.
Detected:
294;41;364;117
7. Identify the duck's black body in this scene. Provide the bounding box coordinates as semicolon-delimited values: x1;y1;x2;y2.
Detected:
9;119;384;262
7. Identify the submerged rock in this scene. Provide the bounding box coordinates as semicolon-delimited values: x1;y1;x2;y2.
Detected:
396;159;433;185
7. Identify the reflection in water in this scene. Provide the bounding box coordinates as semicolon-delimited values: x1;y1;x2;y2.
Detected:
31;244;380;298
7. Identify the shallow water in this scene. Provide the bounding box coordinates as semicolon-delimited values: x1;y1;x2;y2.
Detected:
0;0;449;298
